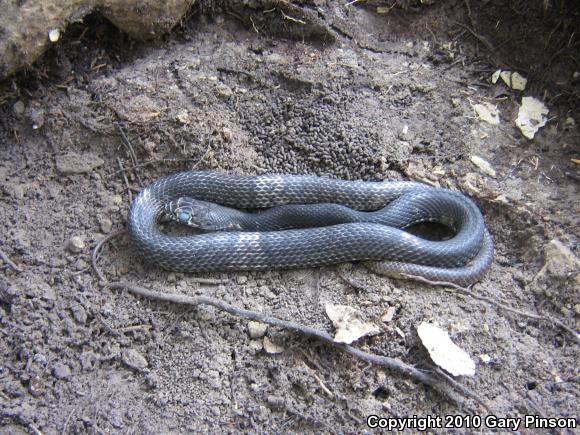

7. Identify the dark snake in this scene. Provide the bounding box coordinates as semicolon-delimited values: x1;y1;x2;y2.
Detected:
127;171;494;285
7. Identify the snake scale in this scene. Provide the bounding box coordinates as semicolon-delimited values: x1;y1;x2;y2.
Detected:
127;171;493;285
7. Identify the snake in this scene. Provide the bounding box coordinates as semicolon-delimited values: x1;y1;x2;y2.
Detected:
127;171;494;285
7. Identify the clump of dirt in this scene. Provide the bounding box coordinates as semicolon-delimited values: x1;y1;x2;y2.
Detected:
1;1;578;433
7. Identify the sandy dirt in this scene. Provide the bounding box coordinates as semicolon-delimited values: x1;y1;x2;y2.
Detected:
0;1;578;433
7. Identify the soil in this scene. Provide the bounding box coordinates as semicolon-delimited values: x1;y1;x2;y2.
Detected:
1;1;579;433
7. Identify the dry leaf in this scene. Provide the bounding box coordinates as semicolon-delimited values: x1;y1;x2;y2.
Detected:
325;304;380;344
417;322;475;377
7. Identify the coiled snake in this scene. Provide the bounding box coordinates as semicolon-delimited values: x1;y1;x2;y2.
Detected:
127;171;493;285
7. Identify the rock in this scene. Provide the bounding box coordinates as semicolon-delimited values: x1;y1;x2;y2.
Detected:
28;375;45;397
66;235;85;253
247;321;268;339
36;280;57;301
0;0;195;79
112;195;123;206
8;184;25;200
79;351;98;371
0;282;19;304
380;306;396;323
215;83;233;98
56;152;104;175
541;239;580;281
263;337;284;354
33;353;48;366
220;127;233;142
248;339;264;353
122;349;148;370
12;100;25;117
52;363;72;380
99;217;113;234
71;304;87;324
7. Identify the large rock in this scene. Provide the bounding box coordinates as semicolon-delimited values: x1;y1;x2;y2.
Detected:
0;0;195;79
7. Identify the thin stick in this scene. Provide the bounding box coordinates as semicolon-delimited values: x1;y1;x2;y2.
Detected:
336;267;375;293
280;10;306;25
61;405;78;435
436;368;490;412
92;229;127;283
0;247;23;273
116;158;133;204
192;139;212;170
312;373;334;398
455;21;494;52
401;273;580;344
116;123;143;186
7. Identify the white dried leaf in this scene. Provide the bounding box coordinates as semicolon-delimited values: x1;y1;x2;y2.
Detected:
326;304;380;344
500;71;527;91
473;102;500;125
470;155;496;178
491;69;501;84
516;97;549;140
417;322;475;377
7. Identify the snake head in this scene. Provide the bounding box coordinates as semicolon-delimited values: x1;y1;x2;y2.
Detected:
163;197;243;232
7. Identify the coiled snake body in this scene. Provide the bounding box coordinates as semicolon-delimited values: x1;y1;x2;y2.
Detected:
128;171;493;285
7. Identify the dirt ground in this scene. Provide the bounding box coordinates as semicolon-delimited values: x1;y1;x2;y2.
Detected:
1;1;579;433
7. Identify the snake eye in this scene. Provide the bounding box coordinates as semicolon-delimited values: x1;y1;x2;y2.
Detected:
178;212;191;223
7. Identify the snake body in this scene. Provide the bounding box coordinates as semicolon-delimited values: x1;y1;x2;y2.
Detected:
128;171;493;285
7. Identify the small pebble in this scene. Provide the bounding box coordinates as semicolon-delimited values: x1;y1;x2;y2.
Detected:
122;349;148;371
13;100;25;117
237;275;248;285
71;304;87;324
66;236;85;253
247;321;268;339
28;375;44;397
10;185;25;200
74;259;88;271
215;83;233;98
52;363;72;380
221;127;233;142
112;195;123;206
48;28;61;42
99;218;113;234
33;353;48;366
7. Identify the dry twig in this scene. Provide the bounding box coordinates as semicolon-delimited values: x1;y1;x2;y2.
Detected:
116;158;133;203
116;123;143;187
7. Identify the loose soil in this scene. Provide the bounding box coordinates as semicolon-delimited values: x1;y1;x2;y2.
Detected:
0;1;578;433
